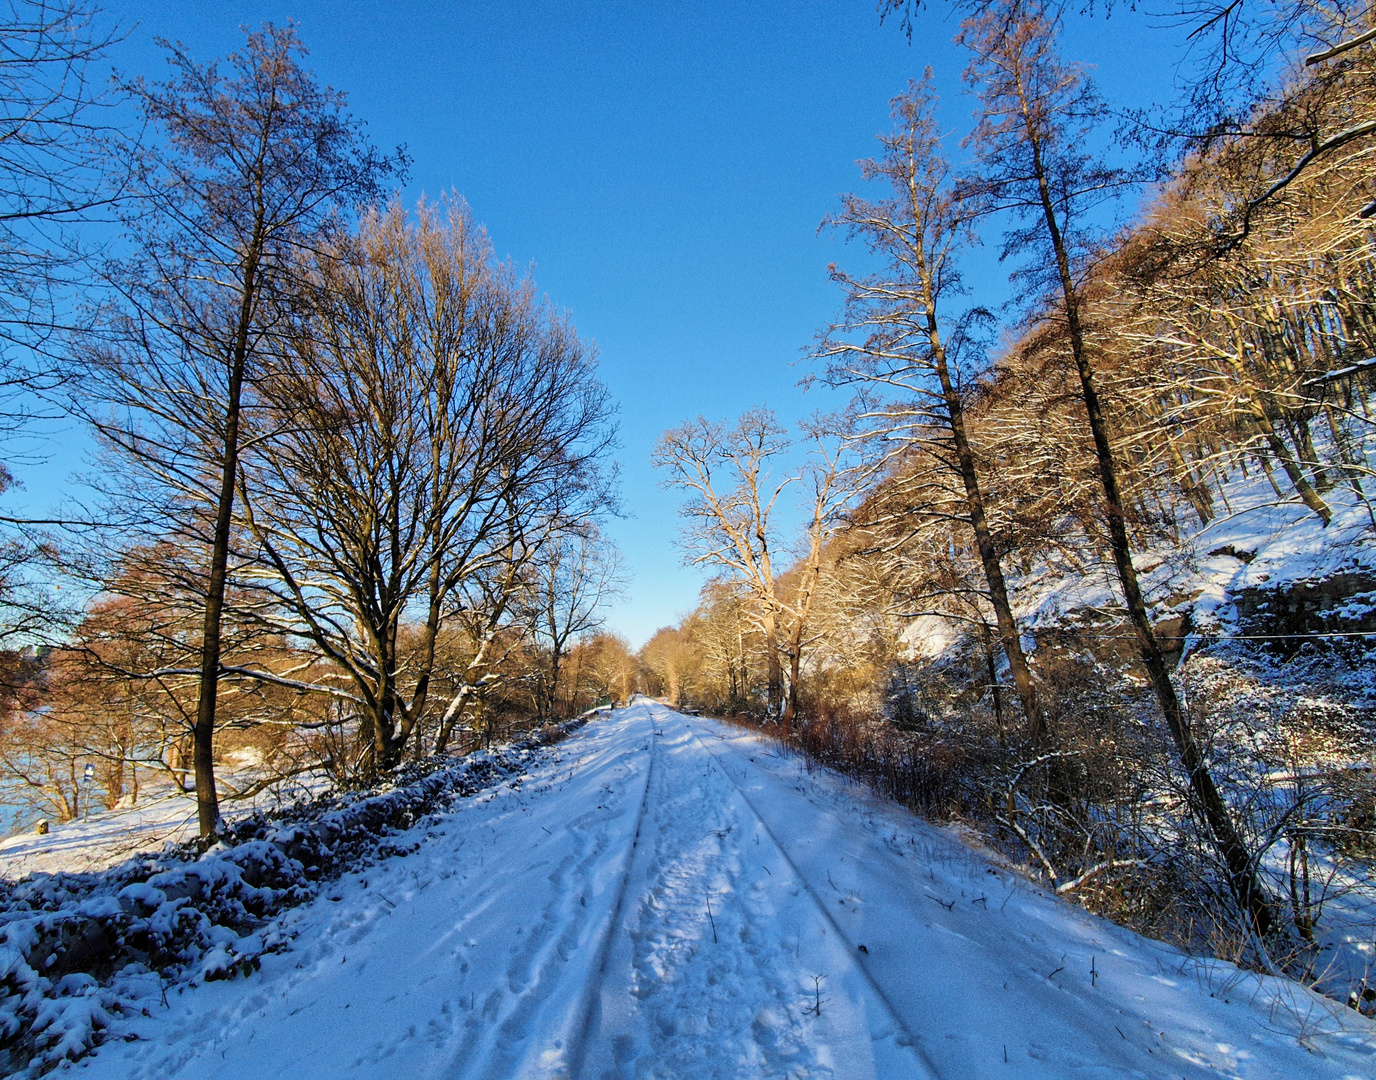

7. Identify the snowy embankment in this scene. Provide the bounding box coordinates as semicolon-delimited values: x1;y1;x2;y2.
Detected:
1021;477;1375;644
899;474;1376;662
0;778;314;881
0;718;591;1076
894;476;1376;1005
43;702;1376;1079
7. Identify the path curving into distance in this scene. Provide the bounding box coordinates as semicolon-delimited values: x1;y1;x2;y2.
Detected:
82;702;1376;1079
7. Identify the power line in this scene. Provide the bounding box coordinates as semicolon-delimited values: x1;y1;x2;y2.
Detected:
1032;627;1376;642
1190;629;1376;641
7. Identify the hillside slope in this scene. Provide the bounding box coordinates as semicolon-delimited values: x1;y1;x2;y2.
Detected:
68;702;1376;1079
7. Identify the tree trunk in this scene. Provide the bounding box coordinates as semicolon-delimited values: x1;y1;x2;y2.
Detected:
782;644;802;725
981;622;1006;747
1024;121;1274;933
548;644;563;720
374;662;405;771
1255;407;1332;524
190;241;260;839
930;324;1045;743
1166;439;1215;527
763;612;782;717
192;432;235;835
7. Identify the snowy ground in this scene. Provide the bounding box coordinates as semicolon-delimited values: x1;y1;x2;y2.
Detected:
1;788;210;879
1018;477;1376;641
69;703;1376;1079
0;771;327;879
896;471;1376;662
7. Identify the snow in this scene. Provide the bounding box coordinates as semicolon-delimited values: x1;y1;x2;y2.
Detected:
67;703;1376;1078
0;768;330;880
0;789;207;879
0;723;592;1074
1007;476;1376;640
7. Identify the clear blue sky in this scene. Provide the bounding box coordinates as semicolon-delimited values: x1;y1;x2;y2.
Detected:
19;1;1191;648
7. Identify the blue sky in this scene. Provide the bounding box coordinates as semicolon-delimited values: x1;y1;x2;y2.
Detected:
19;1;1191;647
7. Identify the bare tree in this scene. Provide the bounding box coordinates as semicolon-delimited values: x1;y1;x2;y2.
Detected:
654;410;789;714
0;2;123;713
961;0;1276;934
430;549;538;755
640;625;697;706
576;631;638;708
653;408;854;723
237;198;616;773
819;74;1046;742
776;417;856;724
879;2;1376;227
1162;0;1376;225
78;24;402;836
0;1;119;428
529;525;626;719
686;581;754;709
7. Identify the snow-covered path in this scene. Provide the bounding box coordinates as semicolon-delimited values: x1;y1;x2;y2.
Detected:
77;703;1375;1079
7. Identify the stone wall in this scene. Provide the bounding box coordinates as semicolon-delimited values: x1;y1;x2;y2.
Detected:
1233;572;1376;645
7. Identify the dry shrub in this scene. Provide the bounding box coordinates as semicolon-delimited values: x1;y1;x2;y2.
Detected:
706;629;1376;1011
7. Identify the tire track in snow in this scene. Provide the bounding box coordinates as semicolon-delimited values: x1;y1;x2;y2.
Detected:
557;709;660;1079
431;716;659;1080
574;705;940;1079
609;709;832;1077
678;712;943;1080
443;802;616;1076
67;706;1376;1080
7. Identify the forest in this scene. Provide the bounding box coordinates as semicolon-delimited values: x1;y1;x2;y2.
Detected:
639;0;1376;1004
0;0;1373;1029
0;9;630;836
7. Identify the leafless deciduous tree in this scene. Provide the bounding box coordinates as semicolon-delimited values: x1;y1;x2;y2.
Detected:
238;198;616;773
819;74;1046;743
0;1;118;410
573;631;639;708
960;0;1276;934
1101;45;1376;525
78;24;403;836
640;624;698;707
529;525;626;719
880;2;1375;229
653;408;855;723
684;581;755;709
0;2;121;713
